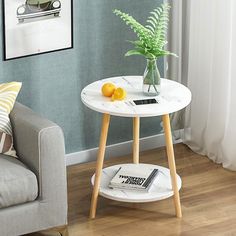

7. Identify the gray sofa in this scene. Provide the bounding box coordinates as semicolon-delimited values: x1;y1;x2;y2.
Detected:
0;103;68;236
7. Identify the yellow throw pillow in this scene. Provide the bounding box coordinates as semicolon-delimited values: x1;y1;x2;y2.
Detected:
0;82;22;157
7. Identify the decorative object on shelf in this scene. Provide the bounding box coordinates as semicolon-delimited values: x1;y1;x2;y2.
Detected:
101;83;116;97
111;87;126;101
109;164;159;192
143;58;160;96
113;3;177;96
101;82;127;101
2;0;73;60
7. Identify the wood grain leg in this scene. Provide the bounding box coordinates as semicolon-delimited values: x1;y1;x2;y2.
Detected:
133;117;140;164
58;225;69;236
90;113;110;219
50;225;69;236
162;114;182;218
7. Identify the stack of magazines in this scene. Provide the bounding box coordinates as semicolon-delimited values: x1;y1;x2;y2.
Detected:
109;165;158;192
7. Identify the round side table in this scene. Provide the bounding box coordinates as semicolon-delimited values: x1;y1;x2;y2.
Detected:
81;76;191;219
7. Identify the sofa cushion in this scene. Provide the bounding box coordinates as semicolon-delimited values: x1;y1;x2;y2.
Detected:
0;154;38;209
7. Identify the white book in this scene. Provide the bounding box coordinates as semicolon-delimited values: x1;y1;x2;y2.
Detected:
109;165;158;192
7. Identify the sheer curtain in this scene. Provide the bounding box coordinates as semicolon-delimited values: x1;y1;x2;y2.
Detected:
167;0;236;170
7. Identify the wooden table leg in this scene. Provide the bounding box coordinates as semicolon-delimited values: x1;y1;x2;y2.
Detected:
133;117;140;164
90;113;110;219
162;114;182;218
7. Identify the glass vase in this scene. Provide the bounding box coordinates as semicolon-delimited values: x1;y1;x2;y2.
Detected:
143;58;161;96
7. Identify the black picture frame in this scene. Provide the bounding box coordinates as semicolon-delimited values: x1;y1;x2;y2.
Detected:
2;0;73;61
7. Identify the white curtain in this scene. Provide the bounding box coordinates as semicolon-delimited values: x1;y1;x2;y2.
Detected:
167;0;236;170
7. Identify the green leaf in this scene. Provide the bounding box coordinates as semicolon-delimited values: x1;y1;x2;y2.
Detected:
153;50;178;58
125;49;146;57
113;9;150;44
113;3;178;59
126;40;144;47
146;25;155;33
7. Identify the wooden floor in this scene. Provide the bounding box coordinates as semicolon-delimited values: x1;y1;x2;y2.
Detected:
29;143;236;236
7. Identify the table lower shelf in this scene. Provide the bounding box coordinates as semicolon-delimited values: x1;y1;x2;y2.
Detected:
91;163;181;203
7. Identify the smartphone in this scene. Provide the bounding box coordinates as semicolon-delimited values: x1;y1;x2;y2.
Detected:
126;98;159;106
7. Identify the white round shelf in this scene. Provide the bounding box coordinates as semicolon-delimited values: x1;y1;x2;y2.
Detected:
91;163;182;203
81;76;191;117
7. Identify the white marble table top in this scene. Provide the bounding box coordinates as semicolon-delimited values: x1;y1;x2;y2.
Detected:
81;76;191;117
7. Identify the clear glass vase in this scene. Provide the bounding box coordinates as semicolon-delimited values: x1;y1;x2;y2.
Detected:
143;58;161;96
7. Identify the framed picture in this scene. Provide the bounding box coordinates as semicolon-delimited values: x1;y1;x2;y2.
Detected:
2;0;73;60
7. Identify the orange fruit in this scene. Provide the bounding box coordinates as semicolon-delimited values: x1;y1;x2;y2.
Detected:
111;87;127;101
101;83;116;97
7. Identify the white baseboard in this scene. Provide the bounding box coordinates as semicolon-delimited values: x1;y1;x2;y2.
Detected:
66;129;183;166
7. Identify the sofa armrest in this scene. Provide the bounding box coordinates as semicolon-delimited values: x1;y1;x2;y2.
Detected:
9;102;67;204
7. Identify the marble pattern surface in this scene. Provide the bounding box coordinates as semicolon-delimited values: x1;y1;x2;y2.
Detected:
91;163;181;203
81;76;192;117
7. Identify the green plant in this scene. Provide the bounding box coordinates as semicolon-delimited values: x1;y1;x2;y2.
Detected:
113;3;177;59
